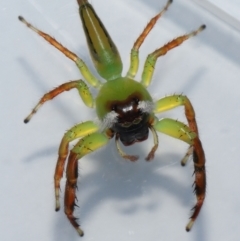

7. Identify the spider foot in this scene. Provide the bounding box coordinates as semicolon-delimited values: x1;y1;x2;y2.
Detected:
65;212;84;236
76;226;84;237
55;189;61;211
55;205;60;212
181;146;193;166
186;219;194;232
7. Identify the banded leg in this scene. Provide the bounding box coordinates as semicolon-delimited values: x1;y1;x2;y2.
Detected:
54;121;99;211
126;0;173;79
153;95;206;231
141;25;206;87
24;80;94;123
64;132;111;236
18;16;102;88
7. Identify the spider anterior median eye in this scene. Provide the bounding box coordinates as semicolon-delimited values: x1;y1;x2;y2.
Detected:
122;122;131;127
133;97;139;104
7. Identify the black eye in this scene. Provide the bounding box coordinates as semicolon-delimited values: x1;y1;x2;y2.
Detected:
111;104;117;111
133;97;139;104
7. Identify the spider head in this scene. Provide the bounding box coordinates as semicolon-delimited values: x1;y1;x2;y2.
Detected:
107;94;153;146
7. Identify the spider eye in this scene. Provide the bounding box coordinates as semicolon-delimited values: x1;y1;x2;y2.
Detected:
111;104;117;111
132;117;141;125
133;97;139;104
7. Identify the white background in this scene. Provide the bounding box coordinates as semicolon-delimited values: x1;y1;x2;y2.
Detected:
207;0;240;21
1;0;240;240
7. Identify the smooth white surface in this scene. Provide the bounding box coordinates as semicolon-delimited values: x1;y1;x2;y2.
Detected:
194;0;240;31
207;0;240;21
1;0;240;240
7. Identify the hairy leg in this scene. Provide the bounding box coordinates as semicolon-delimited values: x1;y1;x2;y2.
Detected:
126;0;173;79
153;95;206;231
24;80;94;123
54;121;99;211
141;25;205;87
64;132;111;236
18;16;102;88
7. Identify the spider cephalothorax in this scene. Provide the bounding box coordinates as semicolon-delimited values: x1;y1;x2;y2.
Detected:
20;0;206;237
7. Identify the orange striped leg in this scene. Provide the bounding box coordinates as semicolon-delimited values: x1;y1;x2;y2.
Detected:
64;132;110;236
24;80;93;123
186;137;206;231
18;16;102;88
141;25;206;87
54;121;99;211
18;16;78;62
154;94;206;231
183;98;206;231
54;145;68;212
127;0;173;78
64;152;84;236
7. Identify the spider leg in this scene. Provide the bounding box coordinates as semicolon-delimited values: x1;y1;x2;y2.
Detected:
126;0;172;79
64;132;111;236
54;121;99;211
18;16;102;88
141;25;206;87
24;80;94;123
153;94;206;231
154;95;200;134
153;118;196;144
181;146;194;166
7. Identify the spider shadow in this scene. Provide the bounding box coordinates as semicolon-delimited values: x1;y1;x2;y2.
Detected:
51;140;199;240
23;145;56;163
